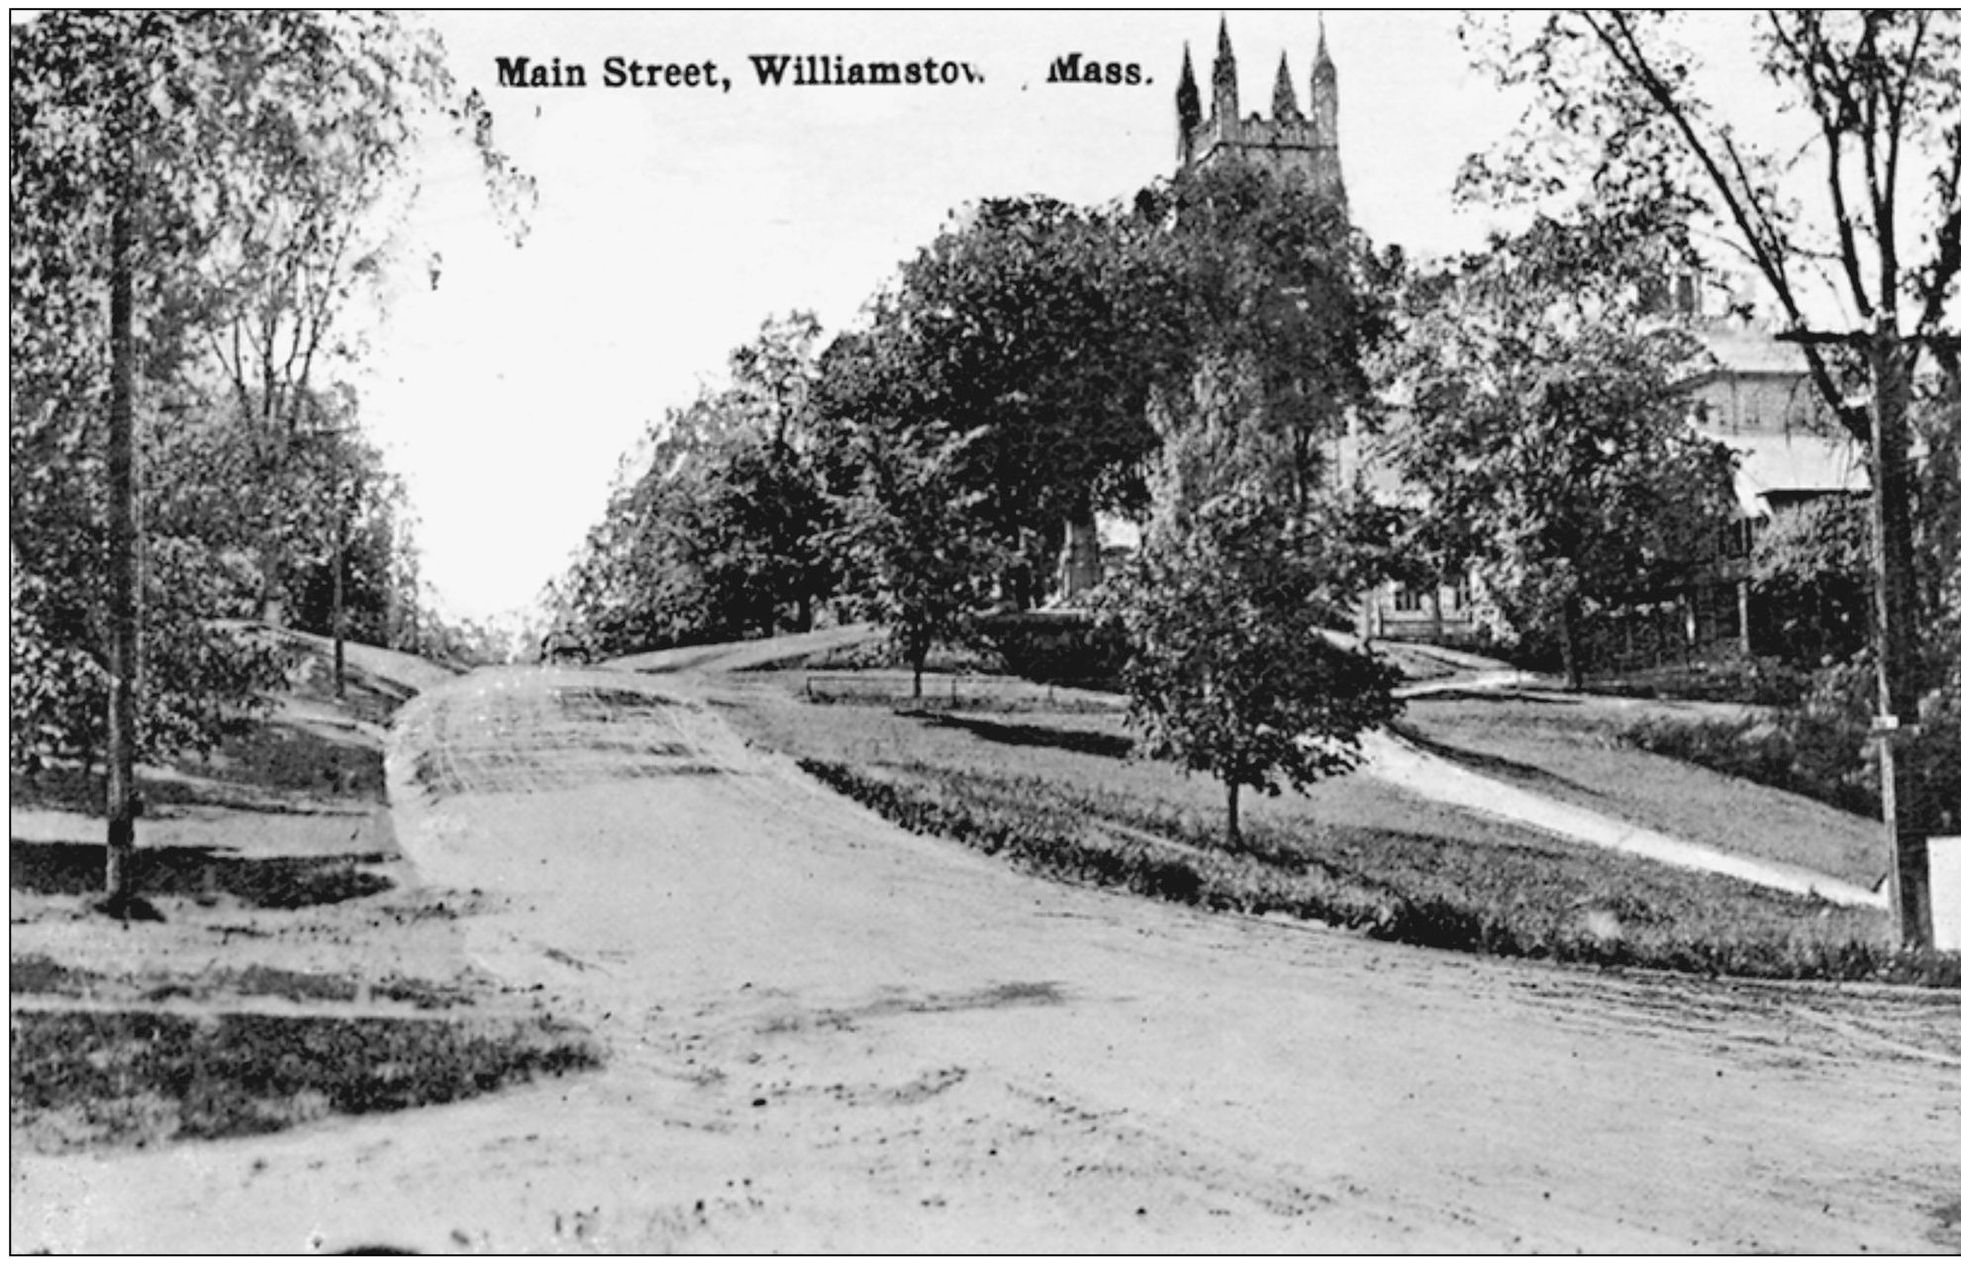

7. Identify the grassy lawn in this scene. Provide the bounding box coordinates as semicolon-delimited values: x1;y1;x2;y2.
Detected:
10;1009;599;1152
1394;693;1889;888
9;635;601;1154
711;676;1951;986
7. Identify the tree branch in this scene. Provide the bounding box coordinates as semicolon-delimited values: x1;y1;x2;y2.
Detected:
1851;14;1901;314
1769;10;1872;319
1584;11;1865;438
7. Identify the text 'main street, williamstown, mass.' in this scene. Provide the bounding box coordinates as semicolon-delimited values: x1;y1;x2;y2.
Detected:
492;53;995;92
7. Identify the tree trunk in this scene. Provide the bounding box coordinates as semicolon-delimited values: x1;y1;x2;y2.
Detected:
1225;779;1241;849
332;503;347;699
1558;594;1585;691
104;187;140;910
1867;325;1932;949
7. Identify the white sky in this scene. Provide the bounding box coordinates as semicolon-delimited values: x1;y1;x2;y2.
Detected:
356;11;1540;622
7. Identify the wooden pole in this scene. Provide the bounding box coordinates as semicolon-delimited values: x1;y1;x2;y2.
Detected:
1780;323;1937;948
1865;322;1932;948
104;177;140;909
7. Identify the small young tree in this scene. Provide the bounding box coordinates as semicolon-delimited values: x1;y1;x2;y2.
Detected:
1113;355;1401;847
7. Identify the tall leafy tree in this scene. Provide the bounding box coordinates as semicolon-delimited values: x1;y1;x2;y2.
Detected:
813;325;998;696
1155;156;1385;509
558;315;834;653
11;11;527;905
1460;8;1961;945
1385;221;1736;688
872;197;1174;605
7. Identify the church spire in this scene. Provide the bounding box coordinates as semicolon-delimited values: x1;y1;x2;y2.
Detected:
1176;43;1203;164
1311;12;1338;138
1213;16;1240;139
1272;51;1300;120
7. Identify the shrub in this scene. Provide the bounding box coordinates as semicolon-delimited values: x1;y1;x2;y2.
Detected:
798;756;1959;986
1622;655;1961;831
971;609;1129;686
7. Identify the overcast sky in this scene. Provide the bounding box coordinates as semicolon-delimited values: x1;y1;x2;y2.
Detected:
357;11;1540;622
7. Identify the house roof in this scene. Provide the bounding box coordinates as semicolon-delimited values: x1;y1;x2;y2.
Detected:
1727;430;1867;515
1693;326;1813;377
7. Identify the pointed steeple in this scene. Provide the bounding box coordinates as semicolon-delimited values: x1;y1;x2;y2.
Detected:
1176;43;1203;164
1272;51;1300;119
1212;15;1240;140
1311;12;1338;136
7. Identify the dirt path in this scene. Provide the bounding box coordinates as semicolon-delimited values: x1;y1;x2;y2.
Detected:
16;665;1958;1253
1360;730;1886;907
1365;660;1885;904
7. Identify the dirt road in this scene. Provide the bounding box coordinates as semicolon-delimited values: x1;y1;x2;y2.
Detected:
17;665;1959;1253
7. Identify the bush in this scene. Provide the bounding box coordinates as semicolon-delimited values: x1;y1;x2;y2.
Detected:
1622;655;1961;831
798;756;1960;986
972;609;1129;686
10;544;287;778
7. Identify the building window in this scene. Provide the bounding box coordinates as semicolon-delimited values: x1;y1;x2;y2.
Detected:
1392;585;1424;613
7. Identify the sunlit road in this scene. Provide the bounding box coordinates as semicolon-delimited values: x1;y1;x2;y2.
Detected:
24;664;1961;1252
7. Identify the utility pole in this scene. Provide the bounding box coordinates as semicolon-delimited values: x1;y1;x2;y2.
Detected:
103;159;140;912
1780;319;1959;949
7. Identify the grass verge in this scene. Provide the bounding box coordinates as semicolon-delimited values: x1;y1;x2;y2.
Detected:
1395;695;1889;886
712;682;1957;987
9;1008;600;1152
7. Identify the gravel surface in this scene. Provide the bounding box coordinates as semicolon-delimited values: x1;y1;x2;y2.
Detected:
16;663;1959;1253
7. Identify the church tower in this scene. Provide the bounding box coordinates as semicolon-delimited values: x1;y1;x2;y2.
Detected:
1176;16;1346;211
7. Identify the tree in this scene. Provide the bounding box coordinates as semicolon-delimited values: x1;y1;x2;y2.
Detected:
1111;354;1401;848
860;197;1174;606
558;315;836;655
1462;9;1960;944
1385;221;1738;688
816;327;998;697
8;390;289;779
11;11;527;909
1751;495;1871;666
1155;156;1385;509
